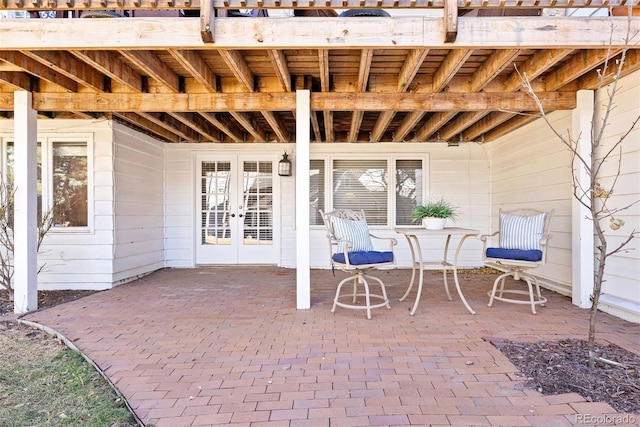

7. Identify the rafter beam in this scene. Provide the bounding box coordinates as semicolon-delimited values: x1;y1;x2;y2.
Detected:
71;50;142;92
462;111;517;141
118;50;180;93
268;49;292;92
138;112;200;141
169;112;221;142
230;111;267;141
432;48;474;92
323;111;334;142
318;49;330;92
483;113;540;141
200;112;244;141
310;110;322;142
22;50;105;92
357;49;374;92
371;110;395;142
505;48;574;91
169;49;217;92
114;112;182;142
395;111;425;141
218;49;255;92
348;110;364;142
0;51;77;92
416;111;457;141
470;49;520;91
398;49;429;92
262;111;289;142
0;71;32;91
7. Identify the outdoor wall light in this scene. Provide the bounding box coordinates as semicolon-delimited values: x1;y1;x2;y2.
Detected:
278;151;292;176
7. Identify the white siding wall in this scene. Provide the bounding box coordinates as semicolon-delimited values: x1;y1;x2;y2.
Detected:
164;143;295;268
0;120;117;290
487;111;574;294
163;142;490;270
112;122;165;283
593;71;640;321
303;143;490;269
488;70;640;322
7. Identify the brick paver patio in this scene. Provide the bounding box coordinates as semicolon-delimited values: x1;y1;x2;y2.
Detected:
18;267;640;427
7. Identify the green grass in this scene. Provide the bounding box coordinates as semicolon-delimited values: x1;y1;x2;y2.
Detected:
0;323;137;427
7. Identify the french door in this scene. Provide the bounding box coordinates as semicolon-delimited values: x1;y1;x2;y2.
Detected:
195;155;277;265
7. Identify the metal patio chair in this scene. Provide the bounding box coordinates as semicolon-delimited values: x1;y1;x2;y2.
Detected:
320;209;397;319
481;208;553;314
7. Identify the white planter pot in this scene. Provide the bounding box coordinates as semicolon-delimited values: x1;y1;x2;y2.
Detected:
423;217;446;230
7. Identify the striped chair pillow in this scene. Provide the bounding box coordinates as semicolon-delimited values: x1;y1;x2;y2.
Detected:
330;216;374;253
499;213;546;251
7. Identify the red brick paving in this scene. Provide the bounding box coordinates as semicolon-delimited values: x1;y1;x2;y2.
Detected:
19;267;640;426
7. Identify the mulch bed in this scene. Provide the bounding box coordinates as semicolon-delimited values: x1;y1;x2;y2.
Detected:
0;289;98;317
490;338;640;414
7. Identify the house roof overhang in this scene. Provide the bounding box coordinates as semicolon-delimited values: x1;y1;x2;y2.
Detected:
1;2;639;143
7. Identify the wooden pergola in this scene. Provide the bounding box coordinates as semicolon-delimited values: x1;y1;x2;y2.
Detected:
0;1;639;144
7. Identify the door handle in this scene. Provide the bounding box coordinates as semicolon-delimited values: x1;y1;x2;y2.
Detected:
238;213;244;218
230;213;236;218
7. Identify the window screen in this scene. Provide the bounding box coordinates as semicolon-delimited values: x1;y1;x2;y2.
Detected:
395;159;423;226
332;159;388;225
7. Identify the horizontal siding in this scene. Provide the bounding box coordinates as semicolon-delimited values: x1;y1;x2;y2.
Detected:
593;71;640;317
112;123;165;283
489;70;640;321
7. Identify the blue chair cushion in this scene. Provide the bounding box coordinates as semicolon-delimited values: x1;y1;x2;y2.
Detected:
332;251;394;265
486;247;542;262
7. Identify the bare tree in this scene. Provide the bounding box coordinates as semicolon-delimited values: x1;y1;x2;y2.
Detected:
0;177;55;303
518;13;639;367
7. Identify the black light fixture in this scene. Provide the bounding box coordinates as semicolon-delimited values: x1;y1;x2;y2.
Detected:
278;151;292;177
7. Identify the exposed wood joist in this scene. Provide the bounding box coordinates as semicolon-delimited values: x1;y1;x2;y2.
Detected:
70;50;143;92
138;112;201;141
168;112;222;141
0;51;78;92
114;112;183;142
21;50;106;92
0;71;32;91
230;111;267;141
261;111;289;142
169;49;218;92
268;50;292;92
118;50;181;92
218;50;255;92
200;112;244;141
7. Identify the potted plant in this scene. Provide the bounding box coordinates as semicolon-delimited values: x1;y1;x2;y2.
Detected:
410;197;458;230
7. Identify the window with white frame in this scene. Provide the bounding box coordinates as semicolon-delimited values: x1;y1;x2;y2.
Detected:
5;139;89;228
309;157;425;227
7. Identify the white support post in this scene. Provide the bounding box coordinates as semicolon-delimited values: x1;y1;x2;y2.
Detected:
295;90;311;309
13;91;39;313
572;90;595;309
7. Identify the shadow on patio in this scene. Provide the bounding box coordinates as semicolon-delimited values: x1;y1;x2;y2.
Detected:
21;266;639;427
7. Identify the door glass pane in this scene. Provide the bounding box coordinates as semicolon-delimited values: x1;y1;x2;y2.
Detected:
201;161;231;245
242;161;273;245
310;159;324;226
396;159;423;226
333;159;388;225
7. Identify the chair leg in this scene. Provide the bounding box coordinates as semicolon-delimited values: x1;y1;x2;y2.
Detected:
332;271;390;319
487;270;547;314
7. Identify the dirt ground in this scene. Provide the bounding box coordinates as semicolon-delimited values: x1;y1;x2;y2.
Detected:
1;286;639;415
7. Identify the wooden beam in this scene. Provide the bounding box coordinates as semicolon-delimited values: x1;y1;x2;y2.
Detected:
0;51;78;92
462;110;516;141
395;111;425;141
371;110;395;141
544;48;622;91
470;49;520;91
397;49;429;92
169;49;218;92
118;50;181;92
200;112;244;141
2;18;639;50
415;111;456;141
504;48;574;91
169;112;222;141
5;91;577;112
438;111;488;140
483;113;540;141
348;110;364;142
262;110;289;141
357;49;373;92
3;0;635;10
310;110;322;142
114;112;182;142
443;0;458;42
318;49;330;93
432;48;473;92
138;112;201;141
200;0;215;43
218;49;255;92
268;49;292;92
71;50;143;92
323;110;333;142
230;111;267;141
22;50;106;92
0;71;32;91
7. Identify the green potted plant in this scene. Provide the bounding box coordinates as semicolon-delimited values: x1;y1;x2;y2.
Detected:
411;197;458;230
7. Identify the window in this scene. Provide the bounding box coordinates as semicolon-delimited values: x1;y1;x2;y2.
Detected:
310;157;425;227
4;139;89;229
